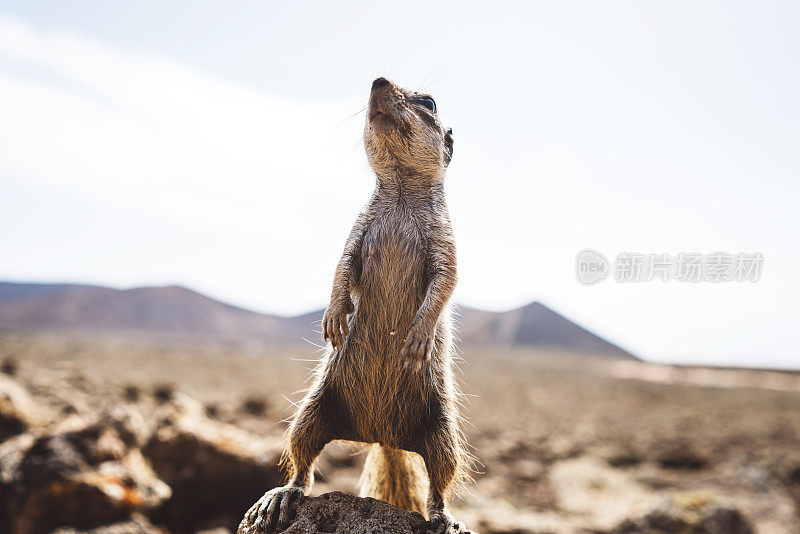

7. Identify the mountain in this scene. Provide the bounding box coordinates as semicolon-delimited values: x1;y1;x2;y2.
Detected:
457;302;636;359
0;281;637;359
0;282;310;344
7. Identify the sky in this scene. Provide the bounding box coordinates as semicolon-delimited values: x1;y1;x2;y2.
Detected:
0;1;798;368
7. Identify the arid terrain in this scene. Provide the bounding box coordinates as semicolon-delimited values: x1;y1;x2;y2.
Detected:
2;332;799;533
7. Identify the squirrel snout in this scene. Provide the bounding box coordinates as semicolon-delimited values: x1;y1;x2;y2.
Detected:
372;77;391;90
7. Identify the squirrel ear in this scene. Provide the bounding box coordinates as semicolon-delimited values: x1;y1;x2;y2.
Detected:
444;127;454;167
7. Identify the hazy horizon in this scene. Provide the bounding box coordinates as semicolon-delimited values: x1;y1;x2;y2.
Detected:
1;2;798;368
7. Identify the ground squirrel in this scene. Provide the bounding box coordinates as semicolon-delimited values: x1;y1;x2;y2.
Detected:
245;77;471;533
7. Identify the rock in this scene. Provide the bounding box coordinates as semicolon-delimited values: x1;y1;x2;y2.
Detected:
0;375;39;440
638;500;692;532
52;513;166;534
143;394;284;532
0;405;170;534
237;491;434;534
698;505;753;534
654;440;709;470
606;495;754;534
598;443;644;468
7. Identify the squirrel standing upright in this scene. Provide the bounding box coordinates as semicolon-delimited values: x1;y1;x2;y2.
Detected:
246;77;471;533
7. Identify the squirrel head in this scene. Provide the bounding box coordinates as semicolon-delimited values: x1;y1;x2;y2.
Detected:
364;77;454;184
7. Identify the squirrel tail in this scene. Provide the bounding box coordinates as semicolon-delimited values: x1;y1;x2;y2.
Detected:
359;445;428;516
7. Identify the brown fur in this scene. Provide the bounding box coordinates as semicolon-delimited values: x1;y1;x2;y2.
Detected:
359;445;428;513
246;77;470;532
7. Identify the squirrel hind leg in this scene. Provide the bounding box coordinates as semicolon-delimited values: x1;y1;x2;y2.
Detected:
417;422;473;532
283;388;344;489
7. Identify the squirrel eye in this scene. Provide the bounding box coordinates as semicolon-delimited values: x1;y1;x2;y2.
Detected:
418;98;436;113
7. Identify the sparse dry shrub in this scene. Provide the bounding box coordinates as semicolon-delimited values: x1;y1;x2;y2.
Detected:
123;383;142;402
603;443;644;467
1;356;19;376
656;441;710;470
205;403;220;418
240;395;269;416
153;383;176;403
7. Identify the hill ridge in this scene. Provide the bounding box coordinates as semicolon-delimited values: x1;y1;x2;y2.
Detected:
0;281;637;360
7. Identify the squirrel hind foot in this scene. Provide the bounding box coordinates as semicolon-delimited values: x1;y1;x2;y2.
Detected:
247;485;304;532
428;510;475;534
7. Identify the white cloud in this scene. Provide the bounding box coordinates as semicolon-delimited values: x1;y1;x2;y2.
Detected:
0;15;370;230
0;15;376;316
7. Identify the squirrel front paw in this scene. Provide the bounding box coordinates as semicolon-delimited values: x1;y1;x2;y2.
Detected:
400;326;435;371
322;293;354;348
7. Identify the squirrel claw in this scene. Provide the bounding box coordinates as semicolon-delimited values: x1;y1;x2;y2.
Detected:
428;511;473;534
249;485;304;531
402;357;422;372
400;328;433;371
322;297;352;349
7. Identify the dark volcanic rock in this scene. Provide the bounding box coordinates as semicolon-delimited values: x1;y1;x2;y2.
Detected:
0;406;169;534
52;513;166;534
698;506;753;534
143;394;284;532
238;491;435;534
607;498;754;534
654;441;709;470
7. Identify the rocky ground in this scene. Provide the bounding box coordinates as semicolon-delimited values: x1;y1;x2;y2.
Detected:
1;332;799;533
